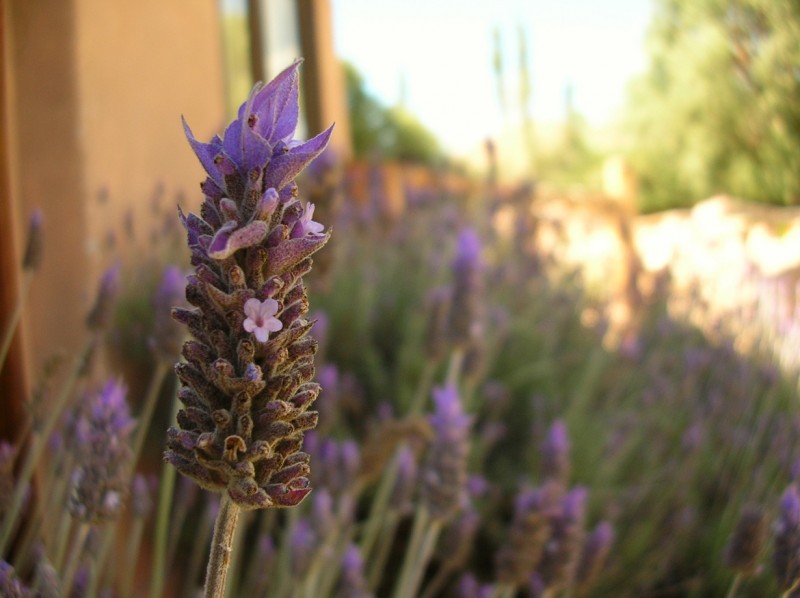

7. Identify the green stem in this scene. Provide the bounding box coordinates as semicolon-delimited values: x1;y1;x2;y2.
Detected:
445;349;465;388
53;514;73;573
725;573;742;598
131;361;170;467
0;272;32;369
408;360;437;416
491;586;515;598
203;494;241;598
86;526;115;598
366;512;399;591
181;497;216;597
223;509;250;598
359;447;403;560
240;510;276;596
60;522;90;597
273;508;300;598
149;395;180;598
0;340;92;558
392;506;441;598
120;516;146;598
314;495;360;598
419;560;455;598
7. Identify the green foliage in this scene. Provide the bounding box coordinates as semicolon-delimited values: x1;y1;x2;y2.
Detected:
311;191;799;595
625;0;800;212
343;62;444;165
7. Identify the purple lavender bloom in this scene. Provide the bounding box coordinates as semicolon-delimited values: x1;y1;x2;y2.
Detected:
338;544;373;598
167;60;333;510
389;445;418;514
0;561;29;598
86;264;121;332
456;573;494;598
182;60;333;196
448;228;484;348
33;556;59;598
68;379;135;522
22;208;43;271
774;484;800;591
308;437;360;497
724;505;765;576
289;518;316;578
131;474;156;518
538;486;588;591
574;520;615;590
310;487;335;538
151;265;186;360
495;483;558;588
540;419;570;484
438;505;481;570
420;385;472;520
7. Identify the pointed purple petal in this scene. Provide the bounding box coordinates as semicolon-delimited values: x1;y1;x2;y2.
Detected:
265;232;330;277
208;220;269;260
221;118;244;171
263;125;334;191
252;60;302;143
241;124;272;173
183;117;225;188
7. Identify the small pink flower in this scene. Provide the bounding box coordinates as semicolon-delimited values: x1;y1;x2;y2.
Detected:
300;203;324;235
243;298;283;342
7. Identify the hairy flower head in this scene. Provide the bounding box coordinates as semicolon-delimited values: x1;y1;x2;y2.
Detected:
166;60;332;510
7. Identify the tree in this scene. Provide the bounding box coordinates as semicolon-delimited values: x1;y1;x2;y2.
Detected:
624;0;800;211
343;62;444;165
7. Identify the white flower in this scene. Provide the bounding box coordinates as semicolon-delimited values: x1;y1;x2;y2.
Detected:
243;298;283;343
300;202;324;235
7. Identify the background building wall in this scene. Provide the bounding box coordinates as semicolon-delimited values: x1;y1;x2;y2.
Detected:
2;0;226;435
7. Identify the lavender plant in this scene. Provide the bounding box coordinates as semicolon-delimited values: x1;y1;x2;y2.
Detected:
3;57;800;598
166;59;332;596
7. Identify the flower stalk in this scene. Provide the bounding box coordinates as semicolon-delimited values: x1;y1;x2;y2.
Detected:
204;494;241;598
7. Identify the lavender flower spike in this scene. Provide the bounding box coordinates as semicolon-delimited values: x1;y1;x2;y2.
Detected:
540;419;570;484
447;227;484;348
420;384;472;520
68;379;135;522
166;59;332;511
774;484;800;592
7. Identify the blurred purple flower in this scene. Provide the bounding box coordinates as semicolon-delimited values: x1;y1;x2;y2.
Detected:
338;544;373;598
574;520;615;590
151;265;186;359
724;504;765;576
390;445;418;514
0;560;28;598
421;385;472;519
456;573;494;598
495;483;557;588
538;486;588;591
86;263;121;332
22;208;43;272
774;484;800;591
540;419;570;484
448;228;485;348
68;379;135;522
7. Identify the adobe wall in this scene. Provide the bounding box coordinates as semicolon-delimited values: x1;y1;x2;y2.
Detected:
5;0;225;390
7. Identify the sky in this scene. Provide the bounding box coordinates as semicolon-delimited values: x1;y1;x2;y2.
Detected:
331;0;655;157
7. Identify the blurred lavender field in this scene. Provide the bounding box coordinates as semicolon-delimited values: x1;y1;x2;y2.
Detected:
5;140;800;596
2;1;800;596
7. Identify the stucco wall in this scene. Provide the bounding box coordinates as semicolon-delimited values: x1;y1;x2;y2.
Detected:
6;0;226;385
